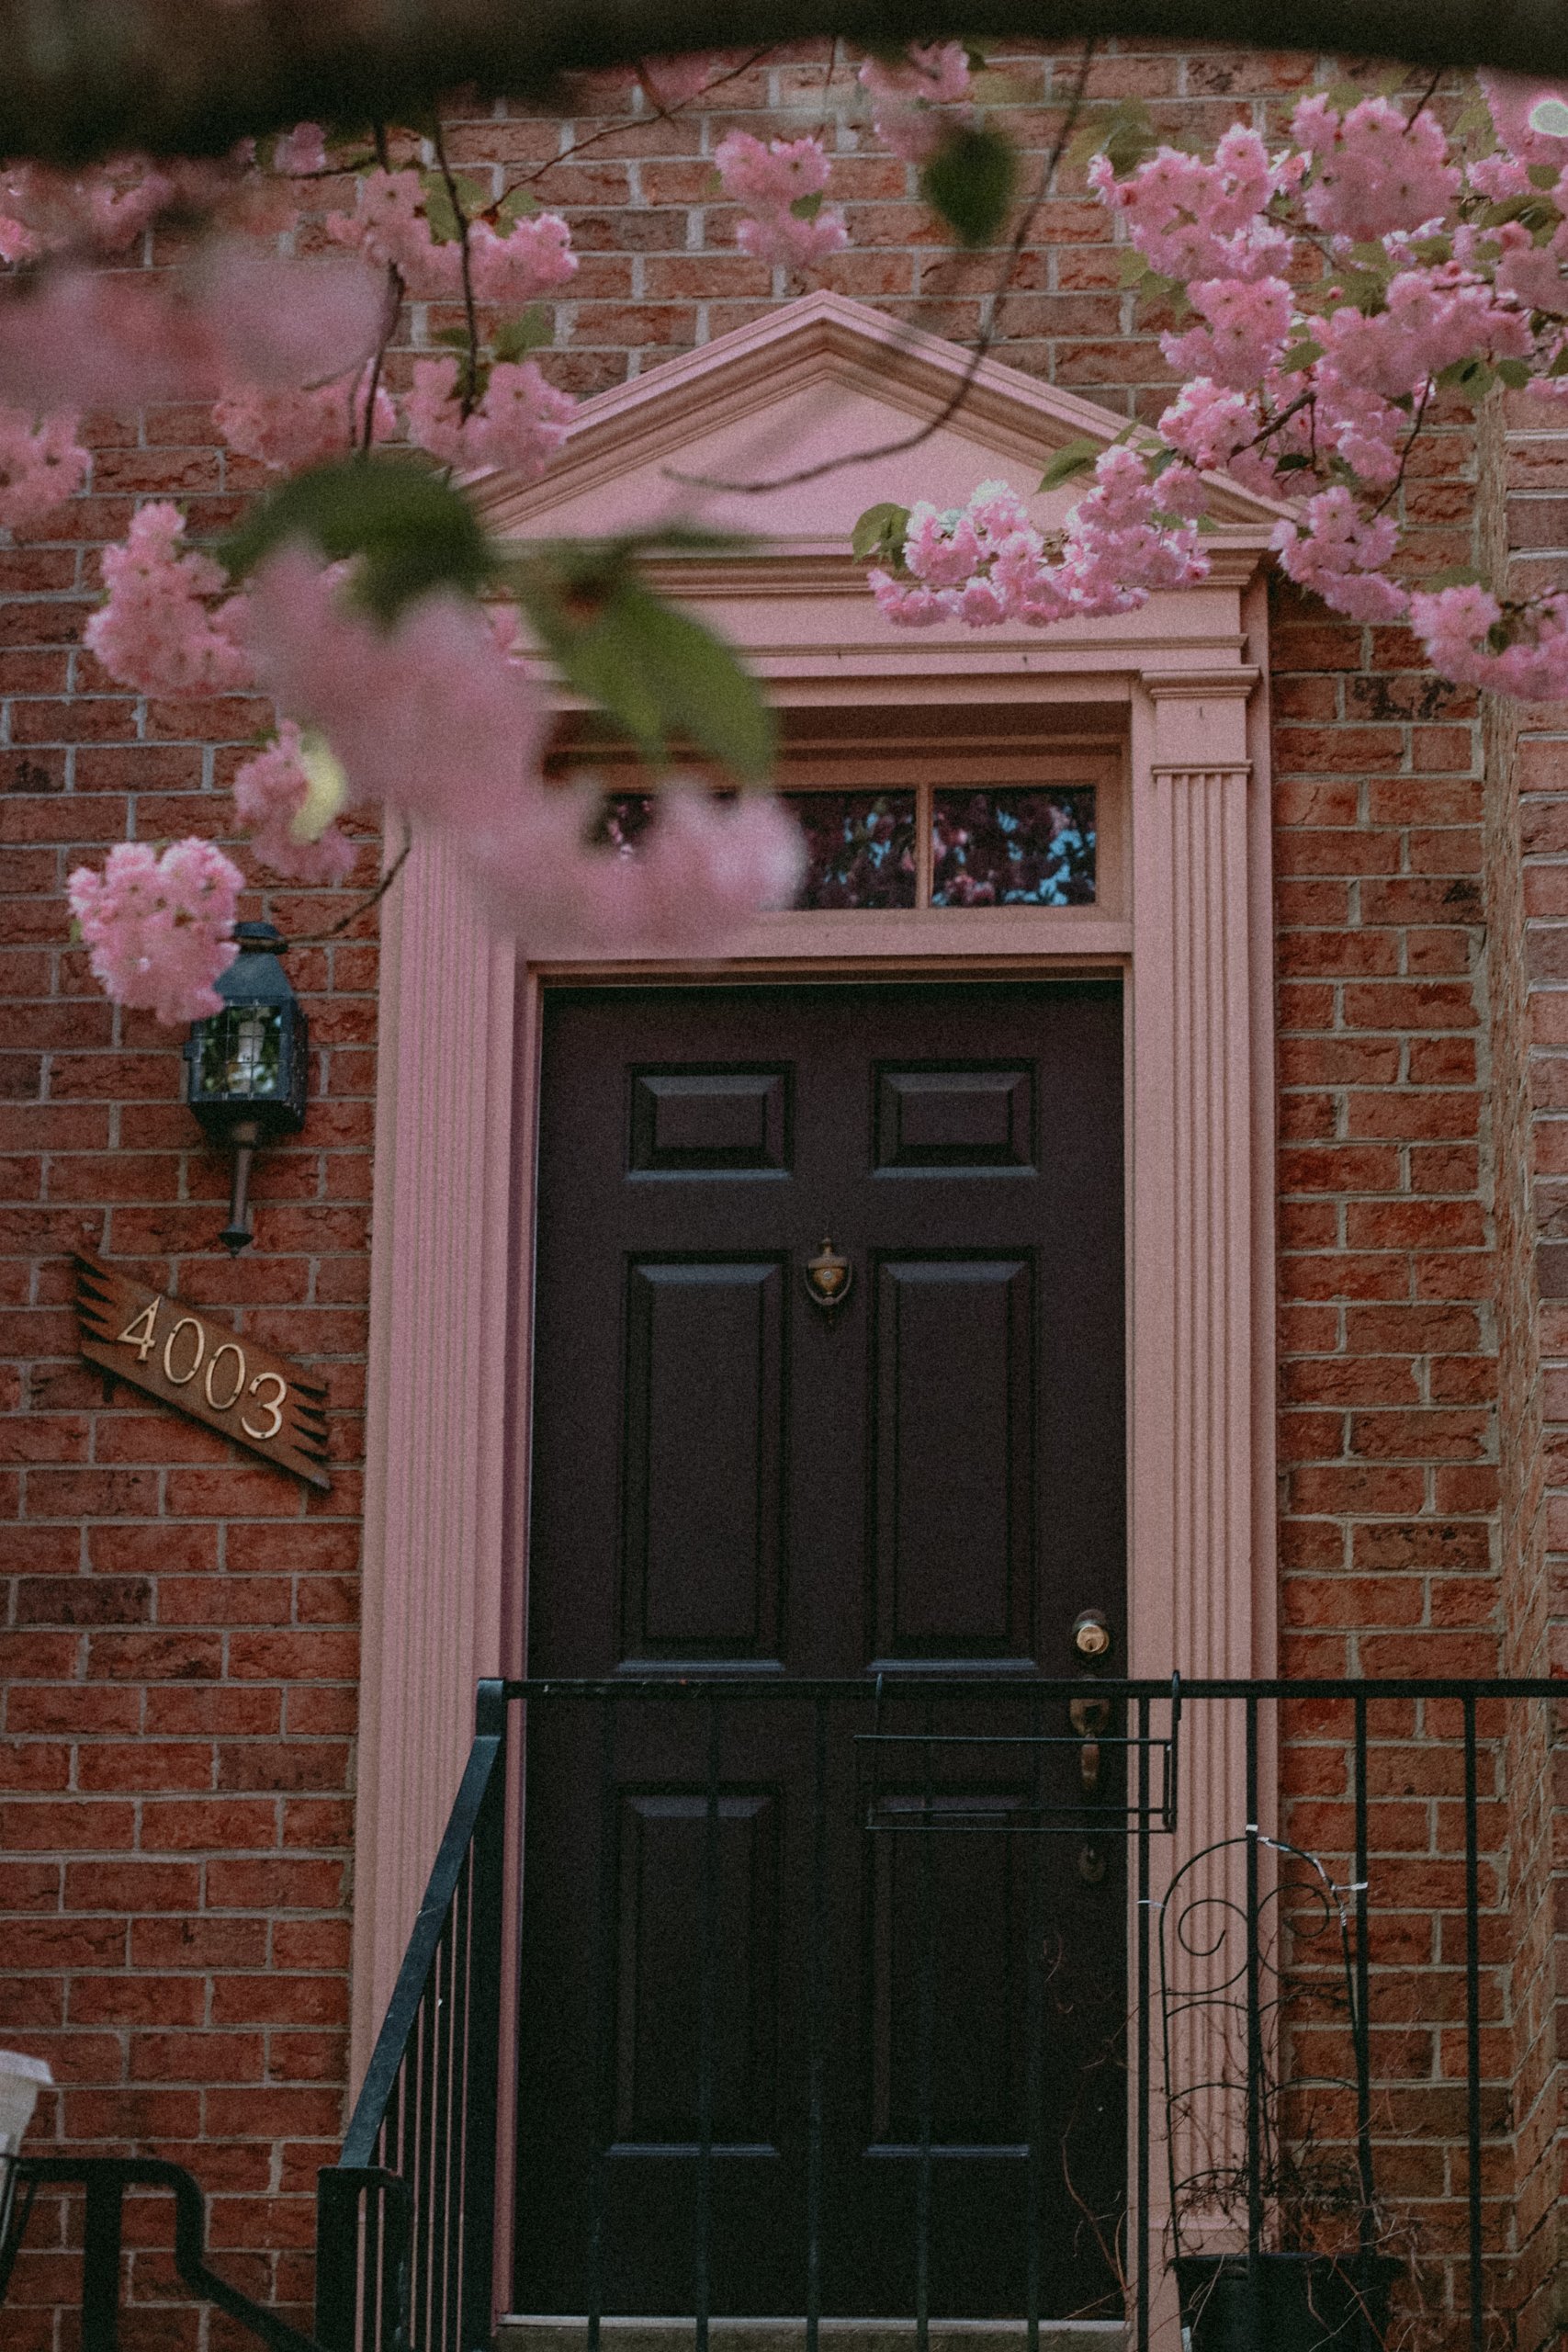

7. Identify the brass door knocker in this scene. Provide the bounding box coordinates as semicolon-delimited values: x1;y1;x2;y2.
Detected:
804;1237;852;1310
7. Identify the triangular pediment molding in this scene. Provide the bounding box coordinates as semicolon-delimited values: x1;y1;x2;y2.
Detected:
473;289;1289;562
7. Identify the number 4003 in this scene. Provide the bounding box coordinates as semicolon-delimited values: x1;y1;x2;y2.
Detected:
117;1297;288;1442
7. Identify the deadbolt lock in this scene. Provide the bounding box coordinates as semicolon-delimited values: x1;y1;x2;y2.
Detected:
1072;1609;1113;1662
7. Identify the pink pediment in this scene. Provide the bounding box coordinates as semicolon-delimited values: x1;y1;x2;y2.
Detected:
473;288;1290;557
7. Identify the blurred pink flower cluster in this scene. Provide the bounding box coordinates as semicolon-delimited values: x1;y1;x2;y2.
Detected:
858;42;972;164
231;722;358;887
85;503;253;695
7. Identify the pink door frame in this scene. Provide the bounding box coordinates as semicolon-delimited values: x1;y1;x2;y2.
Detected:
349;293;1280;2307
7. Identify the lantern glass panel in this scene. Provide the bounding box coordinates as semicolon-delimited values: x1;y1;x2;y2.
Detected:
194;1006;286;1102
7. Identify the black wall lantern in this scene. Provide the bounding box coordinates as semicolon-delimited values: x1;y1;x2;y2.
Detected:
184;922;308;1254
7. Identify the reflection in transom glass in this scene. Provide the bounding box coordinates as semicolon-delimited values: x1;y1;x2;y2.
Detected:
931;788;1097;907
791;791;918;910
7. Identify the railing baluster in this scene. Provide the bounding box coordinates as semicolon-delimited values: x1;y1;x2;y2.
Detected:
588;1692;618;2352
807;1694;828;2352
1353;1690;1373;2352
82;2168;123;2352
1134;1691;1150;2352
1025;1687;1043;2352
463;1697;507;2352
442;1851;471;2352
1243;1696;1263;2346
1462;1693;1483;2352
695;1693;723;2352
915;1692;936;2352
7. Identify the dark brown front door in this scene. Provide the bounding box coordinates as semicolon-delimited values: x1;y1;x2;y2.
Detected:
516;981;1126;2321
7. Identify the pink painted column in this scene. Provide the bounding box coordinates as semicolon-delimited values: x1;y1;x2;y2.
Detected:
352;833;520;2086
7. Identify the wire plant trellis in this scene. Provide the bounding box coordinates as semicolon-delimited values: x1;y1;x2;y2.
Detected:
1157;1826;1410;2350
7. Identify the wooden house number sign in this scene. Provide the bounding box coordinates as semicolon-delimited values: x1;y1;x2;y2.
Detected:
74;1250;331;1491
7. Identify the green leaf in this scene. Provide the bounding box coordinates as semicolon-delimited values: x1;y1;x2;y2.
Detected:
220;456;498;623
790;191;825;222
1038;435;1101;493
1423;564;1488;591
1529;163;1562;191
1434;356;1495;401
419;168;490;244
1065;97;1156;181
1272;452;1315;473
520;562;775;781
492;306;554;362
1495;357;1534;389
496;183;542;223
1276;338;1325;373
851;502;911;565
1116;244;1152;288
919;123;1018;247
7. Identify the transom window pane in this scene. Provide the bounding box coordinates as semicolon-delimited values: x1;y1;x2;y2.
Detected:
931;787;1097;908
791;791;917;910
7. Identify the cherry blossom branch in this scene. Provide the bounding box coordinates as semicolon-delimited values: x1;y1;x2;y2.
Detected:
494;46;775;200
285;820;414;944
667;35;1097;497
432;119;482;417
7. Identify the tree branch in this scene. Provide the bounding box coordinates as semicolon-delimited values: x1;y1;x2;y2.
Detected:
6;0;1568;164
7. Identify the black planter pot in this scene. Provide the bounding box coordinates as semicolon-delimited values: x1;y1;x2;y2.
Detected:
1174;2251;1402;2352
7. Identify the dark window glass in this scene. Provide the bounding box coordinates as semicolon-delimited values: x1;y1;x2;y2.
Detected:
589;792;657;852
931;787;1097;907
790;792;918;910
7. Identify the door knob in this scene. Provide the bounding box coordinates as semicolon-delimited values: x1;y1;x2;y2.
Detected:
1072;1609;1112;1661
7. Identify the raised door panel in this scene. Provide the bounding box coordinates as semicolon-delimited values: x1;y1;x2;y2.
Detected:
622;1261;784;1660
872;1258;1034;1659
615;1790;781;2147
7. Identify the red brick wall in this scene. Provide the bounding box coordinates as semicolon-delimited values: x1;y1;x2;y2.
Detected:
0;41;1560;2346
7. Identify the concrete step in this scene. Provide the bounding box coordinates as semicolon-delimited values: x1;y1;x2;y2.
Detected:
498;2321;1127;2352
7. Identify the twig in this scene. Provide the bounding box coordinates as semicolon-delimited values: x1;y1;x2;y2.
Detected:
1404;66;1446;132
285;820;414;944
433;118;481;418
664;35;1099;497
1369;379;1431;518
358;262;403;457
493;49;773;200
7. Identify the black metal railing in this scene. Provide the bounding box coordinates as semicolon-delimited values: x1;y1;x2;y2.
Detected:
310;1673;1563;2352
314;1679;508;2352
0;2154;336;2352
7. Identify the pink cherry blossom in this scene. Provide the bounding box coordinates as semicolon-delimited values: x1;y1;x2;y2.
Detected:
67;838;243;1023
216;372;397;471
1156;379;1256;473
1160;276;1292;391
273;123;330;175
403;356;574;480
716;132;831;210
329;168;459;299
1481;74;1568;175
232;723;358;885
1272;490;1407;622
1292;95;1459;242
1410;582;1568;699
467;214;578;306
0;405;89;529
0;250;384;413
85;503;254;697
1089;127;1296;282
